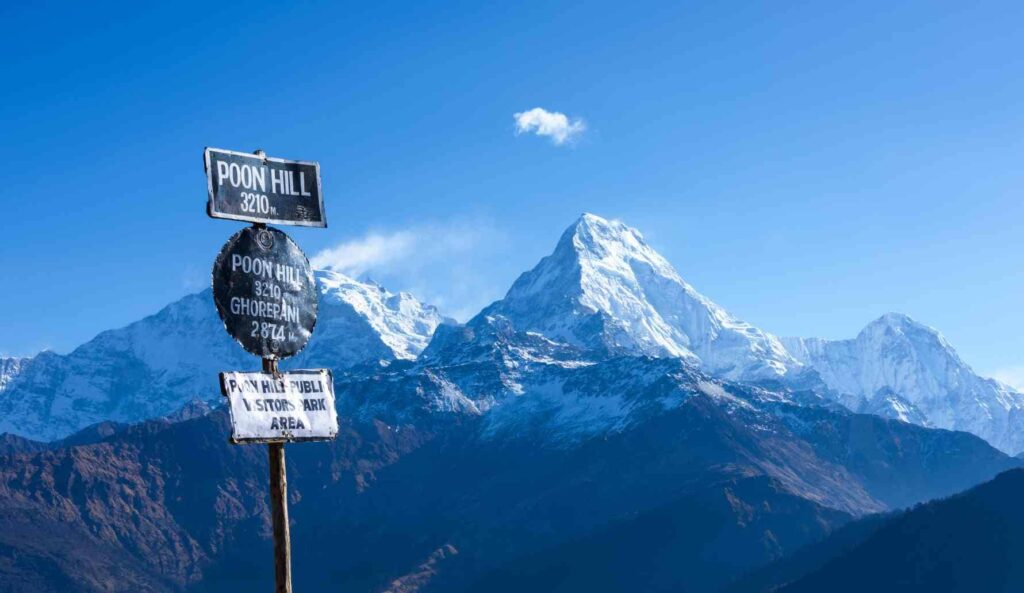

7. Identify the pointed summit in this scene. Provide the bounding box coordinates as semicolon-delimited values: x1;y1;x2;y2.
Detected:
479;213;797;380
858;312;960;357
873;311;917;325
562;212;656;261
867;311;938;333
784;313;1024;453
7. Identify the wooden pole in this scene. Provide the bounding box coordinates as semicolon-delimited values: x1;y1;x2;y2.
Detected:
264;358;292;593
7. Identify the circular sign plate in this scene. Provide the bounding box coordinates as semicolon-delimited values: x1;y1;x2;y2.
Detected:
212;226;317;359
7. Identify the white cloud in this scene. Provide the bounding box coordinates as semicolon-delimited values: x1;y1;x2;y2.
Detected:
310;220;511;322
310;231;418;277
992;366;1024;391
513;107;586;145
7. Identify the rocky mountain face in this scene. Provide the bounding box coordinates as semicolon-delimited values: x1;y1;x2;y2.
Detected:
0;357;27;391
784;313;1024;454
0;271;446;441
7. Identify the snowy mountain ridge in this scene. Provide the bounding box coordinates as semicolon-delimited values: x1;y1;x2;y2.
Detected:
421;214;1024;453
3;213;1022;456
312;270;450;361
783;312;1024;453
0;271;445;441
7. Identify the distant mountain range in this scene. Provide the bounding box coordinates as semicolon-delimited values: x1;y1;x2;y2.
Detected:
0;271;446;441
784;313;1024;453
5;213;1020;452
1;213;1022;592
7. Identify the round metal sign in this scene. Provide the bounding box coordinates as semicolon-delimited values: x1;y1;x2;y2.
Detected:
212;226;318;359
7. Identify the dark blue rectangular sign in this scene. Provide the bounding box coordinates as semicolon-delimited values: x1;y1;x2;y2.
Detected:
205;147;326;227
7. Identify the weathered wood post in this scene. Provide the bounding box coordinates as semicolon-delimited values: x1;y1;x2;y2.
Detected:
264;357;292;593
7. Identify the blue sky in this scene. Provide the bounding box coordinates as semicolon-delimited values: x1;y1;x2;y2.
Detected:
2;1;1023;383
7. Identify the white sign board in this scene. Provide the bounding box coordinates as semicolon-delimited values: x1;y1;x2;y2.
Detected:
219;369;338;443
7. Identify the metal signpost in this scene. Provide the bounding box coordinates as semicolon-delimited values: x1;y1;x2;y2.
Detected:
206;147;334;593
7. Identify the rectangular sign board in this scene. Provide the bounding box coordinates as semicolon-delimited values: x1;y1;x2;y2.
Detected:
205;147;326;227
219;369;338;443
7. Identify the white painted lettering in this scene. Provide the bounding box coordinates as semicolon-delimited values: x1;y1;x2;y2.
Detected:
271;169;285;194
217;161;230;186
253;166;267;192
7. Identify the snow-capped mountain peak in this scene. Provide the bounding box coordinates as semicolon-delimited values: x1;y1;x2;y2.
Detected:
862;312;957;350
784;313;1024;453
785;314;982;404
316;270;449;360
479;213;798;380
